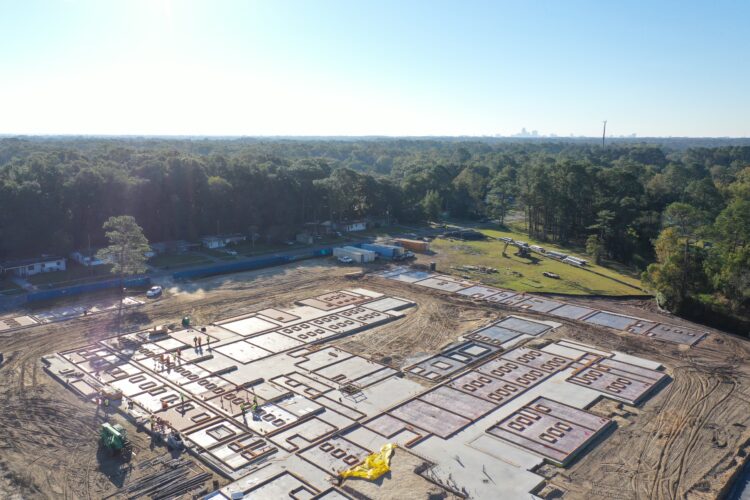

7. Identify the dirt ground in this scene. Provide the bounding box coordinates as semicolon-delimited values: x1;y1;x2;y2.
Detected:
1;261;749;499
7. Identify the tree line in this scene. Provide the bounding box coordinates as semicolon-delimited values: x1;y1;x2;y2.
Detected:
0;137;748;318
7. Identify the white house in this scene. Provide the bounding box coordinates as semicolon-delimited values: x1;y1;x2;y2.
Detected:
70;250;108;267
341;221;367;232
201;234;247;249
1;256;67;278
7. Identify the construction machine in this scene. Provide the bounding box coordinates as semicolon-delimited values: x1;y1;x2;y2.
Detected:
100;422;133;459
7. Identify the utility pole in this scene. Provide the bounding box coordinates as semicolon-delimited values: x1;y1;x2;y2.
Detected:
602;120;607;147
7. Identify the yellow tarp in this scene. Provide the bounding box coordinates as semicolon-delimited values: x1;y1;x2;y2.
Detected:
340;443;396;480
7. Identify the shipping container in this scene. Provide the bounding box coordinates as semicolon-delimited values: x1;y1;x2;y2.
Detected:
394;238;430;253
547;250;568;260
334;247;376;263
361;243;404;259
563;256;588;266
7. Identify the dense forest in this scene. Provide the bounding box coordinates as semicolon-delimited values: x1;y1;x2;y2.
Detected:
0;137;748;320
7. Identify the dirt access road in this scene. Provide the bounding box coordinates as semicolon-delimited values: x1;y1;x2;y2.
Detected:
1;261;749;499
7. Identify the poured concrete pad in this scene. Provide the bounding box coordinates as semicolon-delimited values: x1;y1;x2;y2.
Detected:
488;396;613;466
584;311;637;330
624;319;658;335
300;436;370;475
220;316;279;337
466;325;523;347
548;304;596;320
643;323;706;346
364;296;414;312
240;471;318;498
385;270;434;283
501;347;574;373
484;291;525;305
270;417;339;452
414;276;472;292
418;386;495;419
476;357;554;388
257;308;299;323
299;291;369;311
407;340;501;381
516;297;565;313
494;316;551;336
390;399;470;438
456;285;504;299
567;357;667;405
215;340;273;364
449;370;526;405
247;331;305;353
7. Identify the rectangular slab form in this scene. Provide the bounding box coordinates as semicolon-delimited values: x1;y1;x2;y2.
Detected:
493;317;552;336
567;358;668;405
643;323;706;346
548;304;596;320
389;399;471;439
515;297;565;313
488;396;613;466
584;311;637;330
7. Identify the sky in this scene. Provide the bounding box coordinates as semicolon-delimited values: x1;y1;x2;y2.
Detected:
0;0;748;137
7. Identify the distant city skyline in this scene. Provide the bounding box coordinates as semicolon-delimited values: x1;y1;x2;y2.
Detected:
1;0;749;137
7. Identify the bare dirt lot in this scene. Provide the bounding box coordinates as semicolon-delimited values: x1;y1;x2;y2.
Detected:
1;261;749;499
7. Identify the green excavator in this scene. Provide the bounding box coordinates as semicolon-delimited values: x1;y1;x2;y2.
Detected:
100;422;133;459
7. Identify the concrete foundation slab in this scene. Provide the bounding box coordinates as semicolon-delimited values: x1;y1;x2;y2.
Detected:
487;396;613;466
584;311;637;330
390;399;471;438
449;370;526;405
516;297;565;313
494;316;552;336
567;358;667;405
220;316;279;337
300;436;370;475
247;331;305;353
414;276;472;292
501;347;574;373
466;325;523;346
548;304;596;320
363;296;414;312
643;323;706;345
215;340;273;364
456;285;504;299
418;386;495;419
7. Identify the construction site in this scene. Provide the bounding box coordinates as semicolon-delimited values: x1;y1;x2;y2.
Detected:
1;261;750;500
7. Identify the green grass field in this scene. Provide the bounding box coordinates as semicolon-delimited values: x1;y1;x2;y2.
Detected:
425;228;645;296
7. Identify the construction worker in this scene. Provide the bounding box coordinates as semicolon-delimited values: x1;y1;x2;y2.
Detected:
161;399;168;411
193;336;198;348
197;336;202;349
176;348;181;364
205;336;211;351
240;402;247;422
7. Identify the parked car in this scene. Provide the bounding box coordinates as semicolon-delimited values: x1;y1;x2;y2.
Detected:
146;285;163;298
337;256;354;264
225;249;238;256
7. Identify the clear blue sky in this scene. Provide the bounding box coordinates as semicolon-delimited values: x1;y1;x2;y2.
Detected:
1;0;748;136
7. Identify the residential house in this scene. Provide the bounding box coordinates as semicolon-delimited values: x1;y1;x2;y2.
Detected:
1;256;67;278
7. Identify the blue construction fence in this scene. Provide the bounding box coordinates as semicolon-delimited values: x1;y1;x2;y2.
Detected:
172;248;334;280
25;275;151;303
